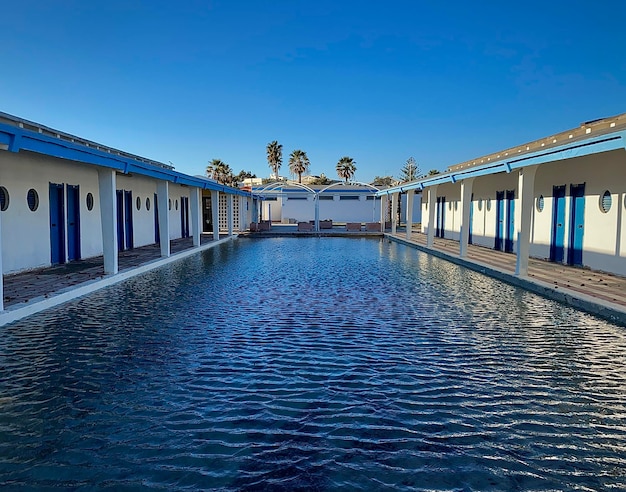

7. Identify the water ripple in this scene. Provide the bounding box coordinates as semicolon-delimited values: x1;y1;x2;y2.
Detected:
1;238;626;490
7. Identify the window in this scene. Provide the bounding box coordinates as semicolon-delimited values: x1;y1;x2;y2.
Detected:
477;199;483;211
136;196;141;211
169;198;172;210
27;189;39;211
264;197;278;201
175;199;178;210
536;195;544;212
0;186;9;211
319;195;334;200
486;198;492;212
600;190;612;213
86;192;94;211
340;196;359;200
448;201;452;211
146;197;151;211
454;201;458;211
287;197;307;200
366;196;381;200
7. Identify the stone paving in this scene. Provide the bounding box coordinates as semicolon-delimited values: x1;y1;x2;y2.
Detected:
3;235;219;308
390;231;626;314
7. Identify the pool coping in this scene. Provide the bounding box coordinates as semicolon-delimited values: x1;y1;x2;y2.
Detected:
387;234;626;326
0;235;236;327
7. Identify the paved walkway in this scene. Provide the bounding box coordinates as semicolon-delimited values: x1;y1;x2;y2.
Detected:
3;235;221;308
389;231;626;323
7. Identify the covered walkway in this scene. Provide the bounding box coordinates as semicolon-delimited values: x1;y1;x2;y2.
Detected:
389;231;626;324
1;234;229;323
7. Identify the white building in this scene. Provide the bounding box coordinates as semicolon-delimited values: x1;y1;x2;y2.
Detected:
378;113;626;277
252;182;422;225
0;112;253;310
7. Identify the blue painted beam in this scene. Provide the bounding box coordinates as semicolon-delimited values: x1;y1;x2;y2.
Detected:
0;122;251;197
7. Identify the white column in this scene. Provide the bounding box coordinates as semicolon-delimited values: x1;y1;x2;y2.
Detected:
406;190;414;240
459;178;474;257
190;186;201;247
515;166;538;276
211;190;220;241
427;185;438;248
314;195;320;232
380;196;386;232
157;180;170;257
227;194;234;236
98;168;118;274
391;192;398;235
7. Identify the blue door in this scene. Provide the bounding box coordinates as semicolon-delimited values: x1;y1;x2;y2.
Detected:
116;190;125;251
505;189;515;253
550;185;566;262
124;190;134;250
436;196;446;238
154;193;160;244
181;196;190;238
67;185;81;261
495;191;504;251
49;183;65;264
468;193;474;245
568;183;586;266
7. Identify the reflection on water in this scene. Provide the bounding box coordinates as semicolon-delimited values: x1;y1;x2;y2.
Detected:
1;237;625;490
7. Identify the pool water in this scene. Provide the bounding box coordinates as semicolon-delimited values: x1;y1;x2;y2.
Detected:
1;237;626;490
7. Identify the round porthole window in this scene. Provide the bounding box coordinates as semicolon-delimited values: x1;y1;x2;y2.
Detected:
536;195;544;213
424;202;428;210
169;199;172;210
454;201;458;211
486;198;492;212
27;189;39;211
136;196;141;211
175;199;179;210
448;202;452;211
600;190;612;213
86;192;94;211
146;197;151;211
0;186;9;211
477;198;483;211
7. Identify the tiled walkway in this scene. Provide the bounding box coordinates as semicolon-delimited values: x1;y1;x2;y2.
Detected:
3;235;219;308
390;231;626;321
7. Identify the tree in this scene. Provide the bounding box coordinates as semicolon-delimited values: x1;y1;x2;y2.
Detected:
399;156;420;183
308;173;333;185
372;175;395;187
233;170;256;187
336;156;356;182
206;159;233;185
266;141;283;179
288;149;310;183
427;169;441;176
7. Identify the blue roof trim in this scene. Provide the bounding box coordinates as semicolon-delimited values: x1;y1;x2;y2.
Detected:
376;130;626;196
0;122;250;197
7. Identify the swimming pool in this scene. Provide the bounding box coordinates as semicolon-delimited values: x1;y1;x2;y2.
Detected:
1;237;625;490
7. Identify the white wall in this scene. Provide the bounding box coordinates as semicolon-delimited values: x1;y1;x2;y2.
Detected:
0;151;102;273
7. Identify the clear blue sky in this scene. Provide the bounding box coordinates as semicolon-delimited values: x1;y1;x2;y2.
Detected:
1;1;625;183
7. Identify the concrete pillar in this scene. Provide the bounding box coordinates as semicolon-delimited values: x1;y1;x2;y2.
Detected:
406;190;414;240
380;195;386;232
515;166;538;276
391;192;398;235
190;186;201;247
211;190;220;241
459;178;474;257
157;180;170;257
227;194;234;236
427;185;438;248
314;195;320;232
98;168;118;274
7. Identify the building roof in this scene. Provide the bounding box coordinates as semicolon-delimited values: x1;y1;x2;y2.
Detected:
0;111;249;196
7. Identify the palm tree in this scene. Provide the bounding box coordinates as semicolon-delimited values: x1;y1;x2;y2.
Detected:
266;141;283;179
288;149;310;183
206;159;233;185
336;156;356;183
